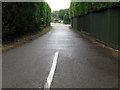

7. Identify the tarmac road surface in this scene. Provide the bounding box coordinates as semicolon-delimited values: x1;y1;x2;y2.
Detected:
3;23;118;88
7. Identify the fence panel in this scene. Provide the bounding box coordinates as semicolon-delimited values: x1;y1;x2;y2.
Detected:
72;7;119;50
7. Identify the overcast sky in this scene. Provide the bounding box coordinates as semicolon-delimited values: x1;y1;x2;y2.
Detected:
45;0;71;12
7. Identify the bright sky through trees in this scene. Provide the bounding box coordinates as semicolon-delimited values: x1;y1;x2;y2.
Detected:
45;0;71;12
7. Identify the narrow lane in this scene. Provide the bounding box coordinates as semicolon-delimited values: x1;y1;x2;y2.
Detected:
3;23;118;88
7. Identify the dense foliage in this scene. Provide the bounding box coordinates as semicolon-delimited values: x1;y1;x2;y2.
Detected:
63;9;70;24
2;2;51;43
51;9;70;24
58;9;66;20
51;11;59;20
69;2;120;18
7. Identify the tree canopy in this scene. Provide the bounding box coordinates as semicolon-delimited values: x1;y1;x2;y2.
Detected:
51;9;70;24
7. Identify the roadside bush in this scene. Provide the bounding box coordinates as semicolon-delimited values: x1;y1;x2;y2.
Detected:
69;2;120;18
2;2;51;44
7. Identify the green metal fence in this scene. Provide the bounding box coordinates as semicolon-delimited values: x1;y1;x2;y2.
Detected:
71;7;120;50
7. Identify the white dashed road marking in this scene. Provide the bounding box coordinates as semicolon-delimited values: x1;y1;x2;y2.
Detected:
44;52;59;89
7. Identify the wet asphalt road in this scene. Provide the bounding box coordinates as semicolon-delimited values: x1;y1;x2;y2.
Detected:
3;23;118;88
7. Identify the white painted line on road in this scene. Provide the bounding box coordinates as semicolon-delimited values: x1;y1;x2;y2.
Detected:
44;52;59;89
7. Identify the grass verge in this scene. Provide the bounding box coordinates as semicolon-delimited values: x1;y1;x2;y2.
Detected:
2;26;52;53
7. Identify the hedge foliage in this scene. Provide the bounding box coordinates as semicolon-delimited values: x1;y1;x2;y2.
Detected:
63;9;70;24
69;2;120;18
2;2;51;43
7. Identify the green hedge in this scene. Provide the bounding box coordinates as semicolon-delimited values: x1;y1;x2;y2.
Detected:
69;2;120;18
63;9;70;24
2;2;51;43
